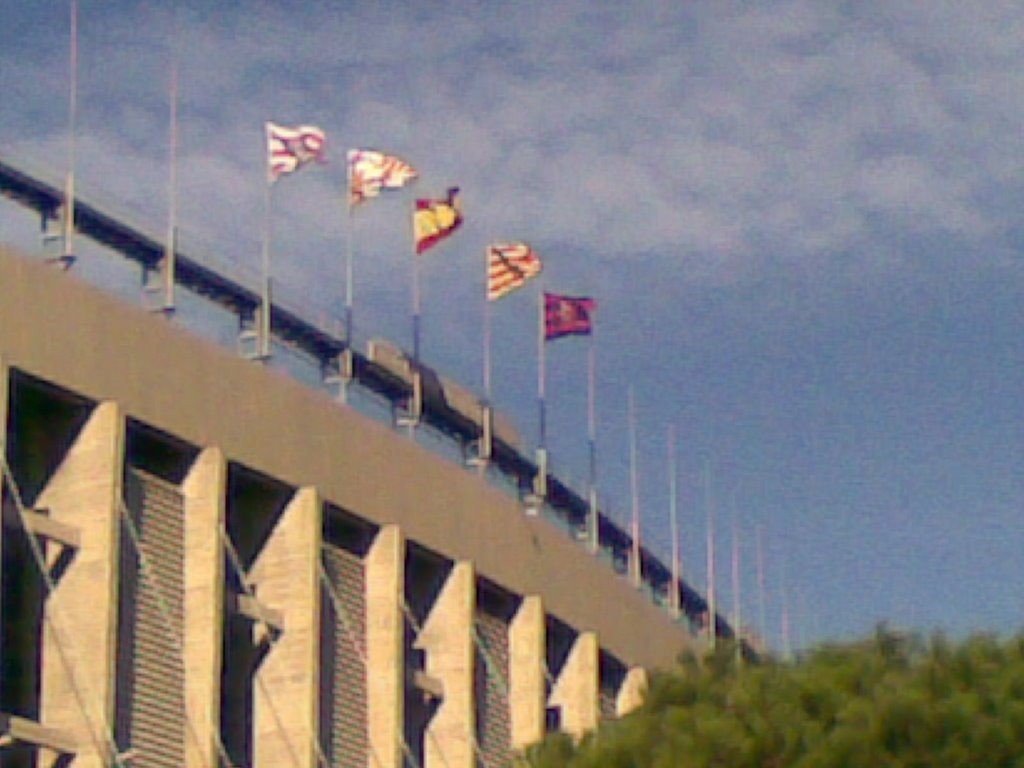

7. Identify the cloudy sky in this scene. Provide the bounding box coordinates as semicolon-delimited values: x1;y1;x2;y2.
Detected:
2;1;1023;650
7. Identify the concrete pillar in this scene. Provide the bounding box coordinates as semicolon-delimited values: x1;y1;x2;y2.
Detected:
182;447;227;768
0;356;7;646
508;595;545;751
415;561;475;768
0;355;7;458
37;401;125;768
548;631;599;740
251;486;323;768
615;667;648;717
365;525;404;768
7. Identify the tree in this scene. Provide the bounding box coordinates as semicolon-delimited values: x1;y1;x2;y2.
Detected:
527;627;1024;767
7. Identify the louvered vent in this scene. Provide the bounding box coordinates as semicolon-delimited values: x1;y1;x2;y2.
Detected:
475;610;511;767
116;469;186;768
599;652;626;721
321;542;368;767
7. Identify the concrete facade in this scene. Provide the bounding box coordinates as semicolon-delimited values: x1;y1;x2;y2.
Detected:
251;486;323;768
0;245;695;766
182;448;227;768
37;403;124;768
365;524;405;768
416;562;475;768
508;596;546;751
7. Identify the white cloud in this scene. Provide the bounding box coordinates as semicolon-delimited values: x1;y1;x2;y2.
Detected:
3;1;1024;317
4;1;1024;646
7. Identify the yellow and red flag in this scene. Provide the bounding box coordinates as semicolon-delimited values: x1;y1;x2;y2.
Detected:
414;188;462;254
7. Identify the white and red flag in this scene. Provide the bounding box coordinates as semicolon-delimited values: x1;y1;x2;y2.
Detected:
266;122;327;182
347;149;417;206
487;242;543;301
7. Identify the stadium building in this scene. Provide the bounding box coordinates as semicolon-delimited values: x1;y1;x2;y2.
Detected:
0;156;730;767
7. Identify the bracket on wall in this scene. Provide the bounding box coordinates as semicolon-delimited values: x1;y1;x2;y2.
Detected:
0;712;76;767
2;506;81;583
412;669;444;704
227;591;285;665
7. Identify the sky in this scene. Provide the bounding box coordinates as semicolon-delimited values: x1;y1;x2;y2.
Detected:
1;1;1022;652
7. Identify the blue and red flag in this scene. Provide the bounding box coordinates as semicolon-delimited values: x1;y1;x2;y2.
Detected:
544;292;596;340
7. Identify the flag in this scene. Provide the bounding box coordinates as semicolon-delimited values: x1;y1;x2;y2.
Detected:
266;122;327;182
544;292;596;340
487;243;543;301
348;149;418;206
414;188;462;254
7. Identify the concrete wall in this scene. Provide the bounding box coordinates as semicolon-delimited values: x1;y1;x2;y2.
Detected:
0;245;693;671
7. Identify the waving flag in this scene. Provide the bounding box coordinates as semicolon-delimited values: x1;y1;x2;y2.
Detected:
348;149;417;206
266;122;327;182
414;188;462;254
544;292;596;340
487;243;543;301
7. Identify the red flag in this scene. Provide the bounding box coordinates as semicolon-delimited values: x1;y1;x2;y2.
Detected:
544;292;596;340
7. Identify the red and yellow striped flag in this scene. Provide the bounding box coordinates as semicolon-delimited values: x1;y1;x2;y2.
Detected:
487;243;543;301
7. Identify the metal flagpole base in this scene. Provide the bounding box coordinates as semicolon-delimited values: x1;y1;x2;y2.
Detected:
238;309;271;362
523;446;548;516
396;369;422;433
323;348;355;403
522;493;542;517
40;211;75;270
141;265;176;316
466;402;493;473
587;488;599;553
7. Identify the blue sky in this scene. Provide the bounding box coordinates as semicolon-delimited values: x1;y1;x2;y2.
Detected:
1;1;1023;651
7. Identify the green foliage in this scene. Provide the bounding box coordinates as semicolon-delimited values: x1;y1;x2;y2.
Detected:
527;628;1024;768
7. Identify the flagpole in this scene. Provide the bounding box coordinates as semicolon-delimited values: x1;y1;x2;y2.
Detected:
162;24;179;314
731;495;742;667
668;425;681;617
628;385;642;589
530;283;547;504
407;208;423;433
705;460;716;651
483;253;492;403
346;193;354;337
61;0;78;266
586;330;598;552
259;179;273;360
480;251;493;472
756;524;768;652
342;194;355;399
780;552;792;661
537;285;546;450
412;240;422;364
